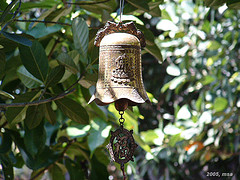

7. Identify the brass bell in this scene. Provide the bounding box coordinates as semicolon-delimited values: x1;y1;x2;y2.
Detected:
89;21;150;111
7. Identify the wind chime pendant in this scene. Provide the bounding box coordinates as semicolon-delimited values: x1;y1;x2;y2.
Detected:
106;111;138;179
89;21;149;179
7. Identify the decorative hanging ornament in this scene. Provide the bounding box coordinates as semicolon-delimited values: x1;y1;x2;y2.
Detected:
88;20;150;179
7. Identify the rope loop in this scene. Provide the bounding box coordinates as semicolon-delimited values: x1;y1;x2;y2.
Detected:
119;0;125;22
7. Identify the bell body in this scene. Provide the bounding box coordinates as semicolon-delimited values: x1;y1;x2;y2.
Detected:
89;32;149;106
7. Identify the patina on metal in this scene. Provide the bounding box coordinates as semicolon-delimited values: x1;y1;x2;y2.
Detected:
88;21;150;110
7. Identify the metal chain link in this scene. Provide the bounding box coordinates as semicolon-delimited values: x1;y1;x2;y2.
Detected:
118;110;125;127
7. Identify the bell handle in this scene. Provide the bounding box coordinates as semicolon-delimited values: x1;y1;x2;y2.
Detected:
94;21;146;47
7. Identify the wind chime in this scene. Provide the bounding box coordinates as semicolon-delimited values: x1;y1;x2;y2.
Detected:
88;0;150;178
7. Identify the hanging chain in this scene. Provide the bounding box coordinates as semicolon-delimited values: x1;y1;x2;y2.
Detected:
119;110;126;180
119;0;125;23
118;110;125;128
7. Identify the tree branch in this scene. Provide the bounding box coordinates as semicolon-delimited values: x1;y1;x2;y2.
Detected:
0;88;75;108
13;19;71;26
48;37;61;60
65;0;110;6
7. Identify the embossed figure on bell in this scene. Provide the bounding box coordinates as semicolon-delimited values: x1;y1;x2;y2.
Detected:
88;22;150;109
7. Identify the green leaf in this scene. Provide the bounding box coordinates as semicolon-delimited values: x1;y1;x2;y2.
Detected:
72;17;89;58
6;91;41;124
148;5;161;17
79;73;98;89
81;86;106;120
27;23;62;38
56;53;78;74
89;155;109;180
136;24;163;62
0;49;6;76
68;50;80;65
2;32;32;47
20;0;56;11
65;158;84;180
26;146;60;170
32;5;57;28
0;0;8;11
78;0;117;14
161;75;187;93
196;95;203;111
213;97;228;112
176;105;191;120
43;103;56;125
88;29;99;63
30;168;45;180
17;65;43;89
133;133;151;153
0;132;12;153
0;154;14;180
204;0;226;7
24;120;46;157
157;19;178;31
200;75;215;85
127;0;150;11
14;153;24;169
8;129;59;170
207;41;221;50
168;133;183;147
49;163;66;180
0;34;18;53
45;65;65;87
148;1;163;17
55;97;89;124
227;0;240;9
166;64;181;76
88;118;111;156
141;129;164;145
25;104;44;129
0;0;18;23
146;43;163;62
19;41;49;81
66;124;90;138
0;90;15;99
45;7;72;23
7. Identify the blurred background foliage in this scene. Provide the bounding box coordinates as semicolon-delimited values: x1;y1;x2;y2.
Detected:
0;0;240;179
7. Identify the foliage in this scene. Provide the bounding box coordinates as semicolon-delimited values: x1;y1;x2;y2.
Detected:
137;0;240;179
0;0;240;179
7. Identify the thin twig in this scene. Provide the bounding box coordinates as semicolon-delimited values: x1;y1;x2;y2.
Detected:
65;0;110;6
0;11;14;14
13;19;71;26
48;37;61;60
0;0;22;33
0;89;75;108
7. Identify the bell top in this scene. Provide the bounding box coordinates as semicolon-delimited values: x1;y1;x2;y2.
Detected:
100;33;140;46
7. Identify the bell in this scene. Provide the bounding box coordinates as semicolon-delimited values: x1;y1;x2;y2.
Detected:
89;21;150;111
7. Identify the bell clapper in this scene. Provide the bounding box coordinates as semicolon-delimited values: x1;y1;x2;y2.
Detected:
115;99;128;112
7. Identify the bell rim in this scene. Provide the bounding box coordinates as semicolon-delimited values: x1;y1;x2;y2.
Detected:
88;95;150;106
